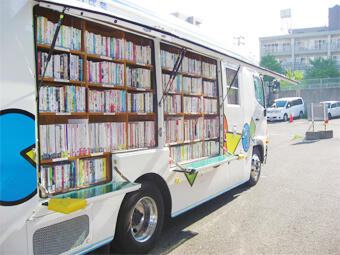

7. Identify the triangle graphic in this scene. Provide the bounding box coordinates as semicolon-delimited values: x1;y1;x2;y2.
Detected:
20;144;36;167
250;118;256;140
226;133;241;154
185;172;198;187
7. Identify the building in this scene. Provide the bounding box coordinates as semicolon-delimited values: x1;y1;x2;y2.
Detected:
259;5;340;74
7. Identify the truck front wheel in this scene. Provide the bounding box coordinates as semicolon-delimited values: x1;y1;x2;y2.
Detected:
114;181;164;253
248;147;261;186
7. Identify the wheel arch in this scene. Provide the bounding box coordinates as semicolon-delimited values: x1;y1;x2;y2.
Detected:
252;143;264;163
134;173;172;219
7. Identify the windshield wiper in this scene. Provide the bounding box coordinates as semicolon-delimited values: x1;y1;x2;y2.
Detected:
159;48;186;106
220;66;240;107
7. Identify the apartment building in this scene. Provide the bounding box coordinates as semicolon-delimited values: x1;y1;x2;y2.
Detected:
259;5;340;73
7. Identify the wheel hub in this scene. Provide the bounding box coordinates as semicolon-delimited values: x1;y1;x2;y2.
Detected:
251;154;261;181
130;196;158;243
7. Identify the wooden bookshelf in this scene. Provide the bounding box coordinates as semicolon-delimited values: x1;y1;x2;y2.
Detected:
35;6;157;196
161;43;219;163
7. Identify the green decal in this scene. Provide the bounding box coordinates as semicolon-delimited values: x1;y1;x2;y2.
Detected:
250;118;256;140
185;172;198;187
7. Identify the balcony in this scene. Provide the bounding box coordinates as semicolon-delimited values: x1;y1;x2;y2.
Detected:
261;47;292;56
294;44;328;54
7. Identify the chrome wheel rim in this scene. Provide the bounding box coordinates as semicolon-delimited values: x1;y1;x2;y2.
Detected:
130;196;158;243
251;153;261;181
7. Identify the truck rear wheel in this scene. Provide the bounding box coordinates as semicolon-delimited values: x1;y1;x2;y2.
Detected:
248;147;261;186
114;181;164;253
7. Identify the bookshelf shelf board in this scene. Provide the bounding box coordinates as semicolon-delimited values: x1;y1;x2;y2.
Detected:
127;112;155;116
161;67;202;78
38;77;84;84
86;53;125;64
203;95;218;99
182;92;203;97
127;87;154;93
87;82;126;90
204;137;219;141
183;113;204;116
203;113;219;116
37;43;84;55
39;112;87;116
164;113;183;117
202;77;217;81
88;112;127;116
125;60;153;69
41;154;91;164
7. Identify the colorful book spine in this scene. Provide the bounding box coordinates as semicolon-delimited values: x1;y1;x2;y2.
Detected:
164;95;181;113
127;92;153;113
40;122;89;160
204;141;219;156
203;81;217;97
162;73;182;93
204;118;219;138
164;117;184;143
202;62;217;79
126;67;151;89
128;121;155;148
183;96;202;114
170;142;204;162
203;98;218;114
36;16;81;51
89;89;126;113
38;51;83;81
39;86;86;113
89;122;127;153
184;117;203;141
40;161;76;193
87;60;124;85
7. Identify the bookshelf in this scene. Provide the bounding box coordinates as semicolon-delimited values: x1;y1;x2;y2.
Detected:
161;43;220;163
35;7;157;196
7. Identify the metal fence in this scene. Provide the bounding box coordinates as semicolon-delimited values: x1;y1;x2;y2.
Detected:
279;77;340;90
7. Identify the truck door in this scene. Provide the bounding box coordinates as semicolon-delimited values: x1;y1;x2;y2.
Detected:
221;63;247;185
253;75;267;143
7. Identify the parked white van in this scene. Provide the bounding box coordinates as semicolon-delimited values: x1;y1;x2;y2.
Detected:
267;97;305;121
321;101;340;119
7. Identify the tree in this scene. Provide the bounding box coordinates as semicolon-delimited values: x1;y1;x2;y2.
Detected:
280;68;304;86
305;57;339;79
260;55;283;82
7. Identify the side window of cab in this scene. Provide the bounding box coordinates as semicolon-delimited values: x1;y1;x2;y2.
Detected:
253;76;265;107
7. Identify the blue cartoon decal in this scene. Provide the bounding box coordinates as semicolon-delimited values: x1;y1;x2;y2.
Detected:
0;109;36;206
242;123;251;152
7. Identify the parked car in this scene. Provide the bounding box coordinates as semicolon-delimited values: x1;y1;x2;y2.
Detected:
267;97;305;121
320;101;340;119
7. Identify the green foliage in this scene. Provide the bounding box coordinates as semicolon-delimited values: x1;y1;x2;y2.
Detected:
260;55;283;82
305;57;339;79
281;68;304;86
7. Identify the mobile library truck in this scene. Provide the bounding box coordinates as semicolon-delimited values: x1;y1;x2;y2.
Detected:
0;0;297;254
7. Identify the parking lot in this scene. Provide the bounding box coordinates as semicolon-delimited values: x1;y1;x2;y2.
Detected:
149;118;340;254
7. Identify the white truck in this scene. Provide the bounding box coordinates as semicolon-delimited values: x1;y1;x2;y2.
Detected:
0;0;297;254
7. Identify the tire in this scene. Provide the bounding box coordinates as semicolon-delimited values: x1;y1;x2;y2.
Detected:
328;113;332;120
283;114;288;122
299;111;304;119
114;181;164;254
248;147;261;186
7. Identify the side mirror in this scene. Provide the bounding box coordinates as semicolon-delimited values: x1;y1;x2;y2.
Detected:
286;104;290;109
263;109;267;117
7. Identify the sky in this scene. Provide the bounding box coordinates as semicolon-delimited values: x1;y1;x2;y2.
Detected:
125;0;339;62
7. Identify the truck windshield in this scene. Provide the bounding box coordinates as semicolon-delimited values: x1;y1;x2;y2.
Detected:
273;100;287;108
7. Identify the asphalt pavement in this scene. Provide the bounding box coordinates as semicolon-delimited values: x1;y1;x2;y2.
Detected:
149;118;340;255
